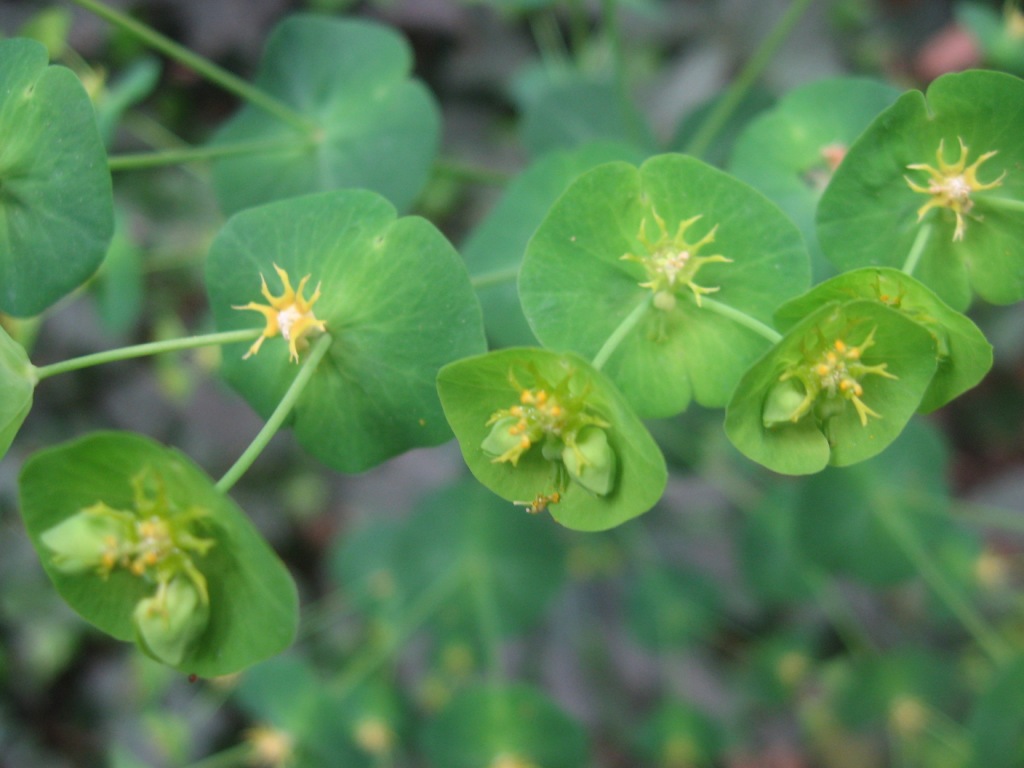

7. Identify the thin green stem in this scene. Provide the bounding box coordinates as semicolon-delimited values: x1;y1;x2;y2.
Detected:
600;0;648;147
875;504;1012;664
331;563;463;699
901;223;933;276
684;0;815;159
468;555;505;685
980;195;1024;214
566;0;591;55
69;0;318;135
108;137;306;171
32;329;260;382
215;333;332;494
180;743;255;768
591;294;653;371
433;158;510;187
700;296;783;344
470;267;519;291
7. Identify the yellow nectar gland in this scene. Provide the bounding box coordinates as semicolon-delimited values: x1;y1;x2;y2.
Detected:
621;208;731;310
905;137;1006;241
780;328;897;427
488;386;569;466
234;263;327;363
514;491;562;515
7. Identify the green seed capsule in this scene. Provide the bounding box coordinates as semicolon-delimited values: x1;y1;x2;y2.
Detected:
41;507;132;575
563;426;616;496
133;576;209;666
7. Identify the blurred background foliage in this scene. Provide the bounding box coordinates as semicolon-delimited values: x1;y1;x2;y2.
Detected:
2;0;1024;766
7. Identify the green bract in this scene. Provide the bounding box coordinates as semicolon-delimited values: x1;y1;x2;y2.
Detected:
436;348;666;531
0;324;34;460
725;300;938;474
519;153;810;418
462;141;646;348
817;69;1024;309
206;188;486;473
774;267;992;412
728;76;900;279
18;432;298;675
209;15;440;215
0;37;114;317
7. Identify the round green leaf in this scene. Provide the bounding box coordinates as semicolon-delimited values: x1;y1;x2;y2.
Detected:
817;70;1024;309
0;323;34;460
725;300;938;474
206;188;486;473
463;141;647;348
18;431;299;676
436;347;667;531
626;565;721;649
209;15;440;215
728;77;900;280
421;683;589;768
968;658;1024;768
0;37;114;316
793;418;953;585
774;267;992;412
391;480;566;637
519;153;810;418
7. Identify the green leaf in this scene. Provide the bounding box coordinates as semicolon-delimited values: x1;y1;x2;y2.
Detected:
968;658;1024;768
738;483;816;604
206;188;486;473
463;141;647;348
725;300;938;474
421;683;589;768
774;267;992;412
0;323;34;461
391;480;566;637
626;564;721;649
520;153;810;418
728;77;900;280
630;699;725;767
957;4;1024;77
437;347;667;531
673;86;776;167
817;70;1024;309
793;418;953;585
520;76;655;156
0;37;114;317
209;15;440;215
18;432;298;676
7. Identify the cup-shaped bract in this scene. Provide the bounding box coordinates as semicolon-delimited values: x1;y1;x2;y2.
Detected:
209;15;439;216
817;70;1024;310
437;348;666;531
18;432;298;676
0;38;114;317
206;189;486;473
773;267;992;412
725;301;938;474
0;324;34;460
519;153;810;418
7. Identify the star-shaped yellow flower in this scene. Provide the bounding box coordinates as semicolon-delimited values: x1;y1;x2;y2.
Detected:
905;136;1006;241
233;264;327;363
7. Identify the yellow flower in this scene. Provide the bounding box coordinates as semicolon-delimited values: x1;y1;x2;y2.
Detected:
234;264;327;363
905;137;1006;241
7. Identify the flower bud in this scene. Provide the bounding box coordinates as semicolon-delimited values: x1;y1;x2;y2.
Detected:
563;426;615;496
41;507;132;575
133;576;209;666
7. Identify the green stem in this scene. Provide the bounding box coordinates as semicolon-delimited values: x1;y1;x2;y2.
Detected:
180;743;255;768
69;0;318;136
470;267;519;291
875;504;1011;664
980;195;1024;214
467;555;505;685
591;294;653;371
331;563;463;699
901;223;933;276
108;137;307;171
600;0;648;147
684;0;815;159
215;333;332;494
32;329;260;382
700;296;783;344
433;158;510;187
